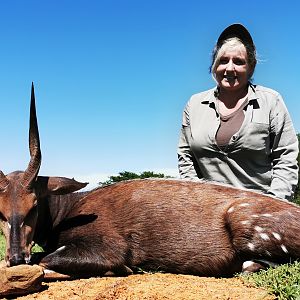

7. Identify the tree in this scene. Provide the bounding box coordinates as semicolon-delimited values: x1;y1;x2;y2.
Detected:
99;170;171;186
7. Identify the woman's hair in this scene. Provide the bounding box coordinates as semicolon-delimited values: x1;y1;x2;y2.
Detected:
210;37;257;81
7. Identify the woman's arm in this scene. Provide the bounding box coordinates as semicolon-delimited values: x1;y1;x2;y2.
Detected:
268;94;299;200
177;101;202;180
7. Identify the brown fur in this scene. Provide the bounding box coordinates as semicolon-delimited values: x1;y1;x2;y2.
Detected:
37;179;300;277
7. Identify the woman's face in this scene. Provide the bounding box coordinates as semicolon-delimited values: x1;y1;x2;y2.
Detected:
214;43;250;93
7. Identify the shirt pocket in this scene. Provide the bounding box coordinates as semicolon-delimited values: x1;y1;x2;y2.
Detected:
241;122;270;152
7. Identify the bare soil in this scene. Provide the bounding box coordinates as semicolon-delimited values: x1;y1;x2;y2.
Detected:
16;273;275;300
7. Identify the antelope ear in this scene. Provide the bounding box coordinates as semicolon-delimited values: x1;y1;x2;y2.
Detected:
35;176;88;196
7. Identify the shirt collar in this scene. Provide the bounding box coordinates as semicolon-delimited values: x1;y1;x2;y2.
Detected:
202;82;259;108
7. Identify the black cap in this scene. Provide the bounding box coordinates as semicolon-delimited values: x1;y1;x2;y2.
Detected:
217;23;255;52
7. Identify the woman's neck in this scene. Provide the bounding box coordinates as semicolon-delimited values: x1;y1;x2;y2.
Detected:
217;86;248;116
218;86;248;108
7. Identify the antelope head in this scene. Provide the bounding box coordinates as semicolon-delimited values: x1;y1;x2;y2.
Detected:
0;84;88;267
0;83;41;266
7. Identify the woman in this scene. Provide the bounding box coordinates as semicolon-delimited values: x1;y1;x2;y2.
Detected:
177;23;299;200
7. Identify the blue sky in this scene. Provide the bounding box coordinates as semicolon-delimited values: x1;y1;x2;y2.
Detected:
0;1;299;188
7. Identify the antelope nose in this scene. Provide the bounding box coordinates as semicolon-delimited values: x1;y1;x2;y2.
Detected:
9;254;25;266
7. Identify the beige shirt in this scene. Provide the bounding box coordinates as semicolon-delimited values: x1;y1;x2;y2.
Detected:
177;84;299;200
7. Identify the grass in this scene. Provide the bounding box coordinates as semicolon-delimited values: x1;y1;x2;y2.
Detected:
241;262;300;300
0;234;5;261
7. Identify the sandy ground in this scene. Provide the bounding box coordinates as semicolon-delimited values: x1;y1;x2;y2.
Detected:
15;273;275;300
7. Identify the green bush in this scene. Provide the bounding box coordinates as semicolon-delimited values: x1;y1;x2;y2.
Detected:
99;170;170;186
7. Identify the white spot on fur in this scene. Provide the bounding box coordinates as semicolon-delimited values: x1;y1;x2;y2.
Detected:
252;214;259;218
54;246;66;253
25;255;31;264
7;223;11;229
243;259;277;272
44;269;55;274
248;243;255;251
242;261;255;269
241;220;250;225
227;207;235;213
281;244;288;254
262;213;272;218
259;233;270;241
254;226;263;232
239;203;250;207
272;232;282;241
